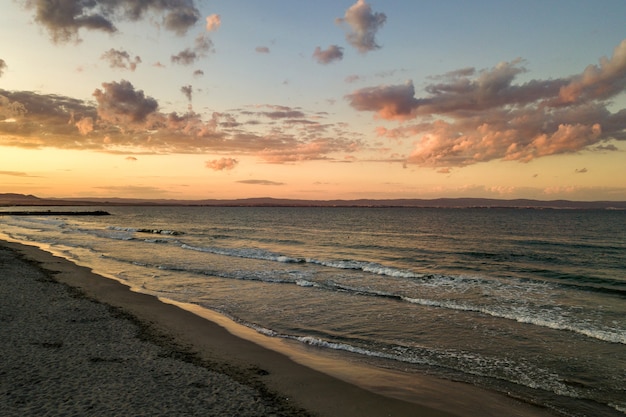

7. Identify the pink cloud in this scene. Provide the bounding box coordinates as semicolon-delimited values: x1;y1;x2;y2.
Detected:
313;45;344;64
350;39;626;167
255;46;270;54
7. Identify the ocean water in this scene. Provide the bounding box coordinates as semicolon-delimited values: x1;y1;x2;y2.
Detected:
1;206;624;416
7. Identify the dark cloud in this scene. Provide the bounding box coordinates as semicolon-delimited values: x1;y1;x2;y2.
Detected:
171;34;214;65
575;168;588;174
180;85;193;102
237;179;284;186
206;157;238;171
93;80;158;125
348;39;626;167
255;46;270;54
171;49;197;65
193;69;204;77
0;59;6;77
25;0;200;43
101;48;141;71
313;45;344;65
346;81;418;120
336;0;386;53
263;110;306;119
0;89;97;142
194;33;214;53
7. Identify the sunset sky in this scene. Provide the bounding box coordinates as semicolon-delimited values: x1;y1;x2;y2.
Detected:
1;1;625;201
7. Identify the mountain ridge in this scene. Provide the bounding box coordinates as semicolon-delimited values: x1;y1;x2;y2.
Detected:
1;193;625;209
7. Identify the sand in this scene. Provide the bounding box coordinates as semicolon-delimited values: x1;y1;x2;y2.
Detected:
0;240;556;417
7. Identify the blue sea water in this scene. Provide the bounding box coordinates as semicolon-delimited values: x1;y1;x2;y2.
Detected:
1;206;624;416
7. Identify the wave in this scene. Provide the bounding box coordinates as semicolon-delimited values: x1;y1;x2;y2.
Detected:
401;296;626;345
234;320;581;399
180;243;424;279
8;216;623;347
133;254;625;346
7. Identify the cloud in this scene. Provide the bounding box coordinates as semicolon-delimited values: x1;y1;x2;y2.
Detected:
126;156;137;161
349;39;626;167
171;33;214;65
313;45;344;64
1;89;96;142
346;80;418;120
193;69;204;77
345;74;361;83
171;49;197;65
575;168;588;174
0;59;6;77
101;49;141;71
336;0;387;53
93;185;172;196
25;0;200;43
206;157;238;171
75;117;94;135
255;46;270;54
0;170;35;177
237;179;284;186
180;85;193;102
93;80;158;125
194;33;214;53
205;14;221;31
1;87;361;163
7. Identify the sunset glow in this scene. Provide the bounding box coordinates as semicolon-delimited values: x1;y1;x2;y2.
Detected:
1;1;625;200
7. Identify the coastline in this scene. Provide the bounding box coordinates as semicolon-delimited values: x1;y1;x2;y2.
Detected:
0;239;556;417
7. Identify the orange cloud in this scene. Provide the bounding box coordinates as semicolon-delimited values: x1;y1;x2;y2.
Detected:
205;14;221;32
1;85;361;164
206;157;238;171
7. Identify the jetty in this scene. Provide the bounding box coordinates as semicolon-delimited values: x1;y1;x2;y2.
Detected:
0;210;110;216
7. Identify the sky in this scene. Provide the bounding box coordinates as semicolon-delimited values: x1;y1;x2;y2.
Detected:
1;0;626;201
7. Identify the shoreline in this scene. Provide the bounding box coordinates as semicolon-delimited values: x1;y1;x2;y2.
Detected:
1;239;556;416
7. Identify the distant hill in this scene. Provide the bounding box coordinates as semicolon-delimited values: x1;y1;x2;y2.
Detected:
1;193;625;209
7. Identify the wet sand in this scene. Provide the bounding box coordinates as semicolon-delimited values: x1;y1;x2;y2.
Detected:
0;240;555;416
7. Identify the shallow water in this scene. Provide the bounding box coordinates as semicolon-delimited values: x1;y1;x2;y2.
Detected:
2;206;625;416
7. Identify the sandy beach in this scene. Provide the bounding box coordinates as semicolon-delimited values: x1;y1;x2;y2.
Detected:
0;240;556;417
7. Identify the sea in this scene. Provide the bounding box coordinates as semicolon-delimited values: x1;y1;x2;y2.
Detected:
1;206;624;416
